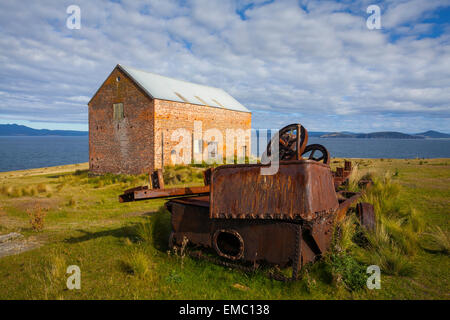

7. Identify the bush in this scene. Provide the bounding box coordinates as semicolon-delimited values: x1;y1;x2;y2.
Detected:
325;253;367;291
37;183;50;193
26;203;47;231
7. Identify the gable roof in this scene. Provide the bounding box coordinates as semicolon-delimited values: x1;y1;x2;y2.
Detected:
116;64;250;113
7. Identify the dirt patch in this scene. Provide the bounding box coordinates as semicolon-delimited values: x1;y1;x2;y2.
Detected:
0;234;44;258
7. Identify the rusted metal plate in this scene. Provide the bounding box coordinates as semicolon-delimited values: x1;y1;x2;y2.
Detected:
203;168;212;186
169;195;210;208
118;123;369;277
134;186;209;200
167;198;332;268
357;202;376;231
336;191;361;221
150;169;164;189
119;185;209;202
210;160;339;221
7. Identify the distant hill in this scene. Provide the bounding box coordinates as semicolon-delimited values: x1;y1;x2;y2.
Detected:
414;130;450;139
0;124;88;136
320;132;355;138
307;131;331;137
320;131;424;139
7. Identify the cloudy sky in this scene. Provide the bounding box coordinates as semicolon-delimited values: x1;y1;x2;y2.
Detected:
0;0;449;133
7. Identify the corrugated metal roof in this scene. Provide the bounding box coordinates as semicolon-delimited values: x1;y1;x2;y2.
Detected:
118;64;250;113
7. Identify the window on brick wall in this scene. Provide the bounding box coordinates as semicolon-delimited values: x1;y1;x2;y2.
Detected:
208;141;218;159
113;103;124;121
193;139;203;153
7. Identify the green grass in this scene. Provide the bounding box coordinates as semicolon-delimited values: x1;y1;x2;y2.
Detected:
0;159;449;299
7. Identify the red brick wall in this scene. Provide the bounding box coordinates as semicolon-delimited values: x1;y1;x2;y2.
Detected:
88;66;252;174
154;99;252;168
88;67;155;174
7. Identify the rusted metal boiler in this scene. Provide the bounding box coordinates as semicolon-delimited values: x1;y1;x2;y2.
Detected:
119;123;374;280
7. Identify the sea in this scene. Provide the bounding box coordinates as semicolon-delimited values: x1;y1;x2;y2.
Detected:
0;136;449;172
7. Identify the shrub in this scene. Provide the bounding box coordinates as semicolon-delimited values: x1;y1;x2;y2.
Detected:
21;186;37;196
26;203;47;231
325;253;367;291
37;183;50;193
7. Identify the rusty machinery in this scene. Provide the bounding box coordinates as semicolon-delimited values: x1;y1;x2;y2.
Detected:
119;123;375;280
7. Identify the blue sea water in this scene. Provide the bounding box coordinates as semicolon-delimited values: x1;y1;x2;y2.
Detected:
0;136;89;172
307;137;450;159
0;136;449;172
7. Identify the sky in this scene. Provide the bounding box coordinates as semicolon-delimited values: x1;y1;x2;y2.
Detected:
0;0;449;133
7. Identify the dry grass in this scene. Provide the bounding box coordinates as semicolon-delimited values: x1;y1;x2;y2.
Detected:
123;249;152;279
26;203;47;231
355;172;425;276
423;226;450;255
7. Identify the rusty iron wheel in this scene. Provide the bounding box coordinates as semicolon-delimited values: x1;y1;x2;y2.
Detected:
265;123;309;161
302;144;330;165
212;229;245;261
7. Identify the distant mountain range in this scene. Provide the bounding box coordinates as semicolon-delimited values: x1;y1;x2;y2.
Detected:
0;124;88;136
1;124;449;139
318;130;450;139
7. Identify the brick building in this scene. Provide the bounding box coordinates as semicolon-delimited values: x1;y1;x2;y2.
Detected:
88;64;251;174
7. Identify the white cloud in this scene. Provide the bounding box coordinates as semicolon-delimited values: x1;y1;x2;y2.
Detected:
0;0;448;132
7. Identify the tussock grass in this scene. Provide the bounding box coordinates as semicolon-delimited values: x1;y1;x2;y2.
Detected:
347;165;378;192
34;249;68;299
136;206;171;251
48;250;66;279
55;170;148;189
351;172;424;276
0;159;448;299
422;226;450;255
0;186;23;197
1;184;51;198
37;183;50;193
136;218;153;244
163;165;203;185
123;249;152;279
335;214;358;252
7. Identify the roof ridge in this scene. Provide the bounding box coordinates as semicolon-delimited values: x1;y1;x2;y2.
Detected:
118;64;224;92
116;64;250;113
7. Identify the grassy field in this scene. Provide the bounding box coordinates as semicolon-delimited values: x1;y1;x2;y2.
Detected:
0;159;448;300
